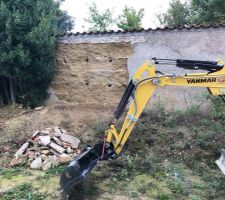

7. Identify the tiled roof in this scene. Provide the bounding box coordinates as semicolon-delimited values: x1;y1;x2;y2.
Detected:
62;23;225;36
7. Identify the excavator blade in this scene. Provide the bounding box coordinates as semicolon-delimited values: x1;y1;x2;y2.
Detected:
216;149;225;175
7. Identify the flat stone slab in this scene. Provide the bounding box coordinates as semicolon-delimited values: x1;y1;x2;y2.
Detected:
38;136;51;146
60;134;80;149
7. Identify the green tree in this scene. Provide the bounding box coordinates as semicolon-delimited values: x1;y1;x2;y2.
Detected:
57;10;74;34
157;0;191;27
157;0;225;27
117;6;144;31
191;0;225;24
0;0;73;107
85;3;114;32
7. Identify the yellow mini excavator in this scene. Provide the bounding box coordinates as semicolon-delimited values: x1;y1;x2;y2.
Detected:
60;58;225;197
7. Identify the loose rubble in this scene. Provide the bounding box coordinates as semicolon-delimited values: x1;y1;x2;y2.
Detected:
10;127;80;171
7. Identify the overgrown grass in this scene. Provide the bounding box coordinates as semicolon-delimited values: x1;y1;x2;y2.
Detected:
88;96;225;199
0;167;31;179
0;183;45;200
36;165;66;180
1;96;224;200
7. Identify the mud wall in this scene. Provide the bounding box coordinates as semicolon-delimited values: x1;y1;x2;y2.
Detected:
52;42;133;107
53;26;225;111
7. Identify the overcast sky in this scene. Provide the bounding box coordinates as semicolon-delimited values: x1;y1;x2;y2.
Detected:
60;0;172;32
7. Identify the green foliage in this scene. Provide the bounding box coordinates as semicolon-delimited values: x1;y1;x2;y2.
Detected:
85;4;144;31
207;95;225;119
0;167;31;179
117;6;144;31
156;193;172;200
44;165;66;176
37;165;66;180
0;183;45;200
85;3;114;32
157;0;191;27
0;0;74;107
57;10;74;34
191;0;225;24
168;180;185;194
189;195;202;200
157;0;225;27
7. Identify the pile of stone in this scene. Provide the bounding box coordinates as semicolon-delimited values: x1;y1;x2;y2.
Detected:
9;127;81;171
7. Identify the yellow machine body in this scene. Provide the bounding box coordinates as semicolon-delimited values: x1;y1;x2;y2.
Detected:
106;61;225;155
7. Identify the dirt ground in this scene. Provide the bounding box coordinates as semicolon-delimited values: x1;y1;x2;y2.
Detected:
0;103;113;199
0;102;134;200
0;102;225;200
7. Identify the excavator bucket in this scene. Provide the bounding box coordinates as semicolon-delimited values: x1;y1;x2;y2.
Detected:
216;149;225;175
60;147;98;196
60;141;114;198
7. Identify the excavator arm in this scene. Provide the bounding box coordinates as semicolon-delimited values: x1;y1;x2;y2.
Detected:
60;58;225;197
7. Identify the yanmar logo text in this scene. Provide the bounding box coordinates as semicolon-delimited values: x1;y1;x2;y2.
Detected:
187;78;216;84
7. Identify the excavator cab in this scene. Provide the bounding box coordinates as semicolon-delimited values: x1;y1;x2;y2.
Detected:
60;58;225;198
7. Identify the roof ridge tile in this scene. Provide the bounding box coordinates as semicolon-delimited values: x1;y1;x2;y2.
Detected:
61;23;225;37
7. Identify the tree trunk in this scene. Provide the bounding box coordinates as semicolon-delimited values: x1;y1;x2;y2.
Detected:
9;78;15;104
0;95;3;106
2;77;10;104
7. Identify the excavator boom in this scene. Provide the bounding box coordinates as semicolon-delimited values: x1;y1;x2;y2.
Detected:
60;58;225;197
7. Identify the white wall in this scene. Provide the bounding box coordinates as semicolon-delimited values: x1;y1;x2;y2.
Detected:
128;27;225;110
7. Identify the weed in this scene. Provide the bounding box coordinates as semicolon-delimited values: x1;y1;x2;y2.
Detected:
130;191;139;198
137;185;148;193
0;167;31;179
60;118;72;130
45;165;66;175
164;110;184;127
37;165;66;180
153;171;167;181
118;168;129;180
156;193;172;200
91;121;108;138
0;183;45;200
188;194;202;200
168;180;185;194
192;183;206;190
195;133;213;149
207;95;225;119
